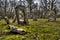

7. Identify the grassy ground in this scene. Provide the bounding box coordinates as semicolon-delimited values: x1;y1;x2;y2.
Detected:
0;18;60;40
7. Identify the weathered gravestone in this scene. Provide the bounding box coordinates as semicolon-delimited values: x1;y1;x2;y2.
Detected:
47;11;56;22
8;25;27;35
48;16;56;21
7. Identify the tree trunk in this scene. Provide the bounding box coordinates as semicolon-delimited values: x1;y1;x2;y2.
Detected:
23;11;29;25
12;15;16;23
15;9;20;24
3;16;10;24
33;11;37;21
29;3;32;19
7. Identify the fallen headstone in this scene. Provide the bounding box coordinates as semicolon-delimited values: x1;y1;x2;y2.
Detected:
48;16;55;22
8;25;27;35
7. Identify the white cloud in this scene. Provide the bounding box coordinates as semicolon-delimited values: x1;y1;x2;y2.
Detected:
17;0;20;1
34;0;40;5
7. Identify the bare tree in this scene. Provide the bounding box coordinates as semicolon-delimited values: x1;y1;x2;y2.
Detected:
15;4;29;25
26;0;33;18
4;0;10;24
33;3;38;21
47;0;57;21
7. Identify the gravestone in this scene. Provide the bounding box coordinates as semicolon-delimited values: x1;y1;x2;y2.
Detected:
48;16;56;21
8;25;27;35
47;11;56;22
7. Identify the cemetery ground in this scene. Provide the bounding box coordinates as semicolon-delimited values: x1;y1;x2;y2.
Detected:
0;18;60;40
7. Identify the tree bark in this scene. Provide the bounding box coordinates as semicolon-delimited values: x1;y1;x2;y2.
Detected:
12;15;16;23
23;10;29;25
3;16;10;24
15;9;20;24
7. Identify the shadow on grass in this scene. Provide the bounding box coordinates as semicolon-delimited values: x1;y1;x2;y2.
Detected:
0;31;27;37
0;24;8;27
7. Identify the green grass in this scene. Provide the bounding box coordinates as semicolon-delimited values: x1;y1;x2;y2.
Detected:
0;19;60;40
